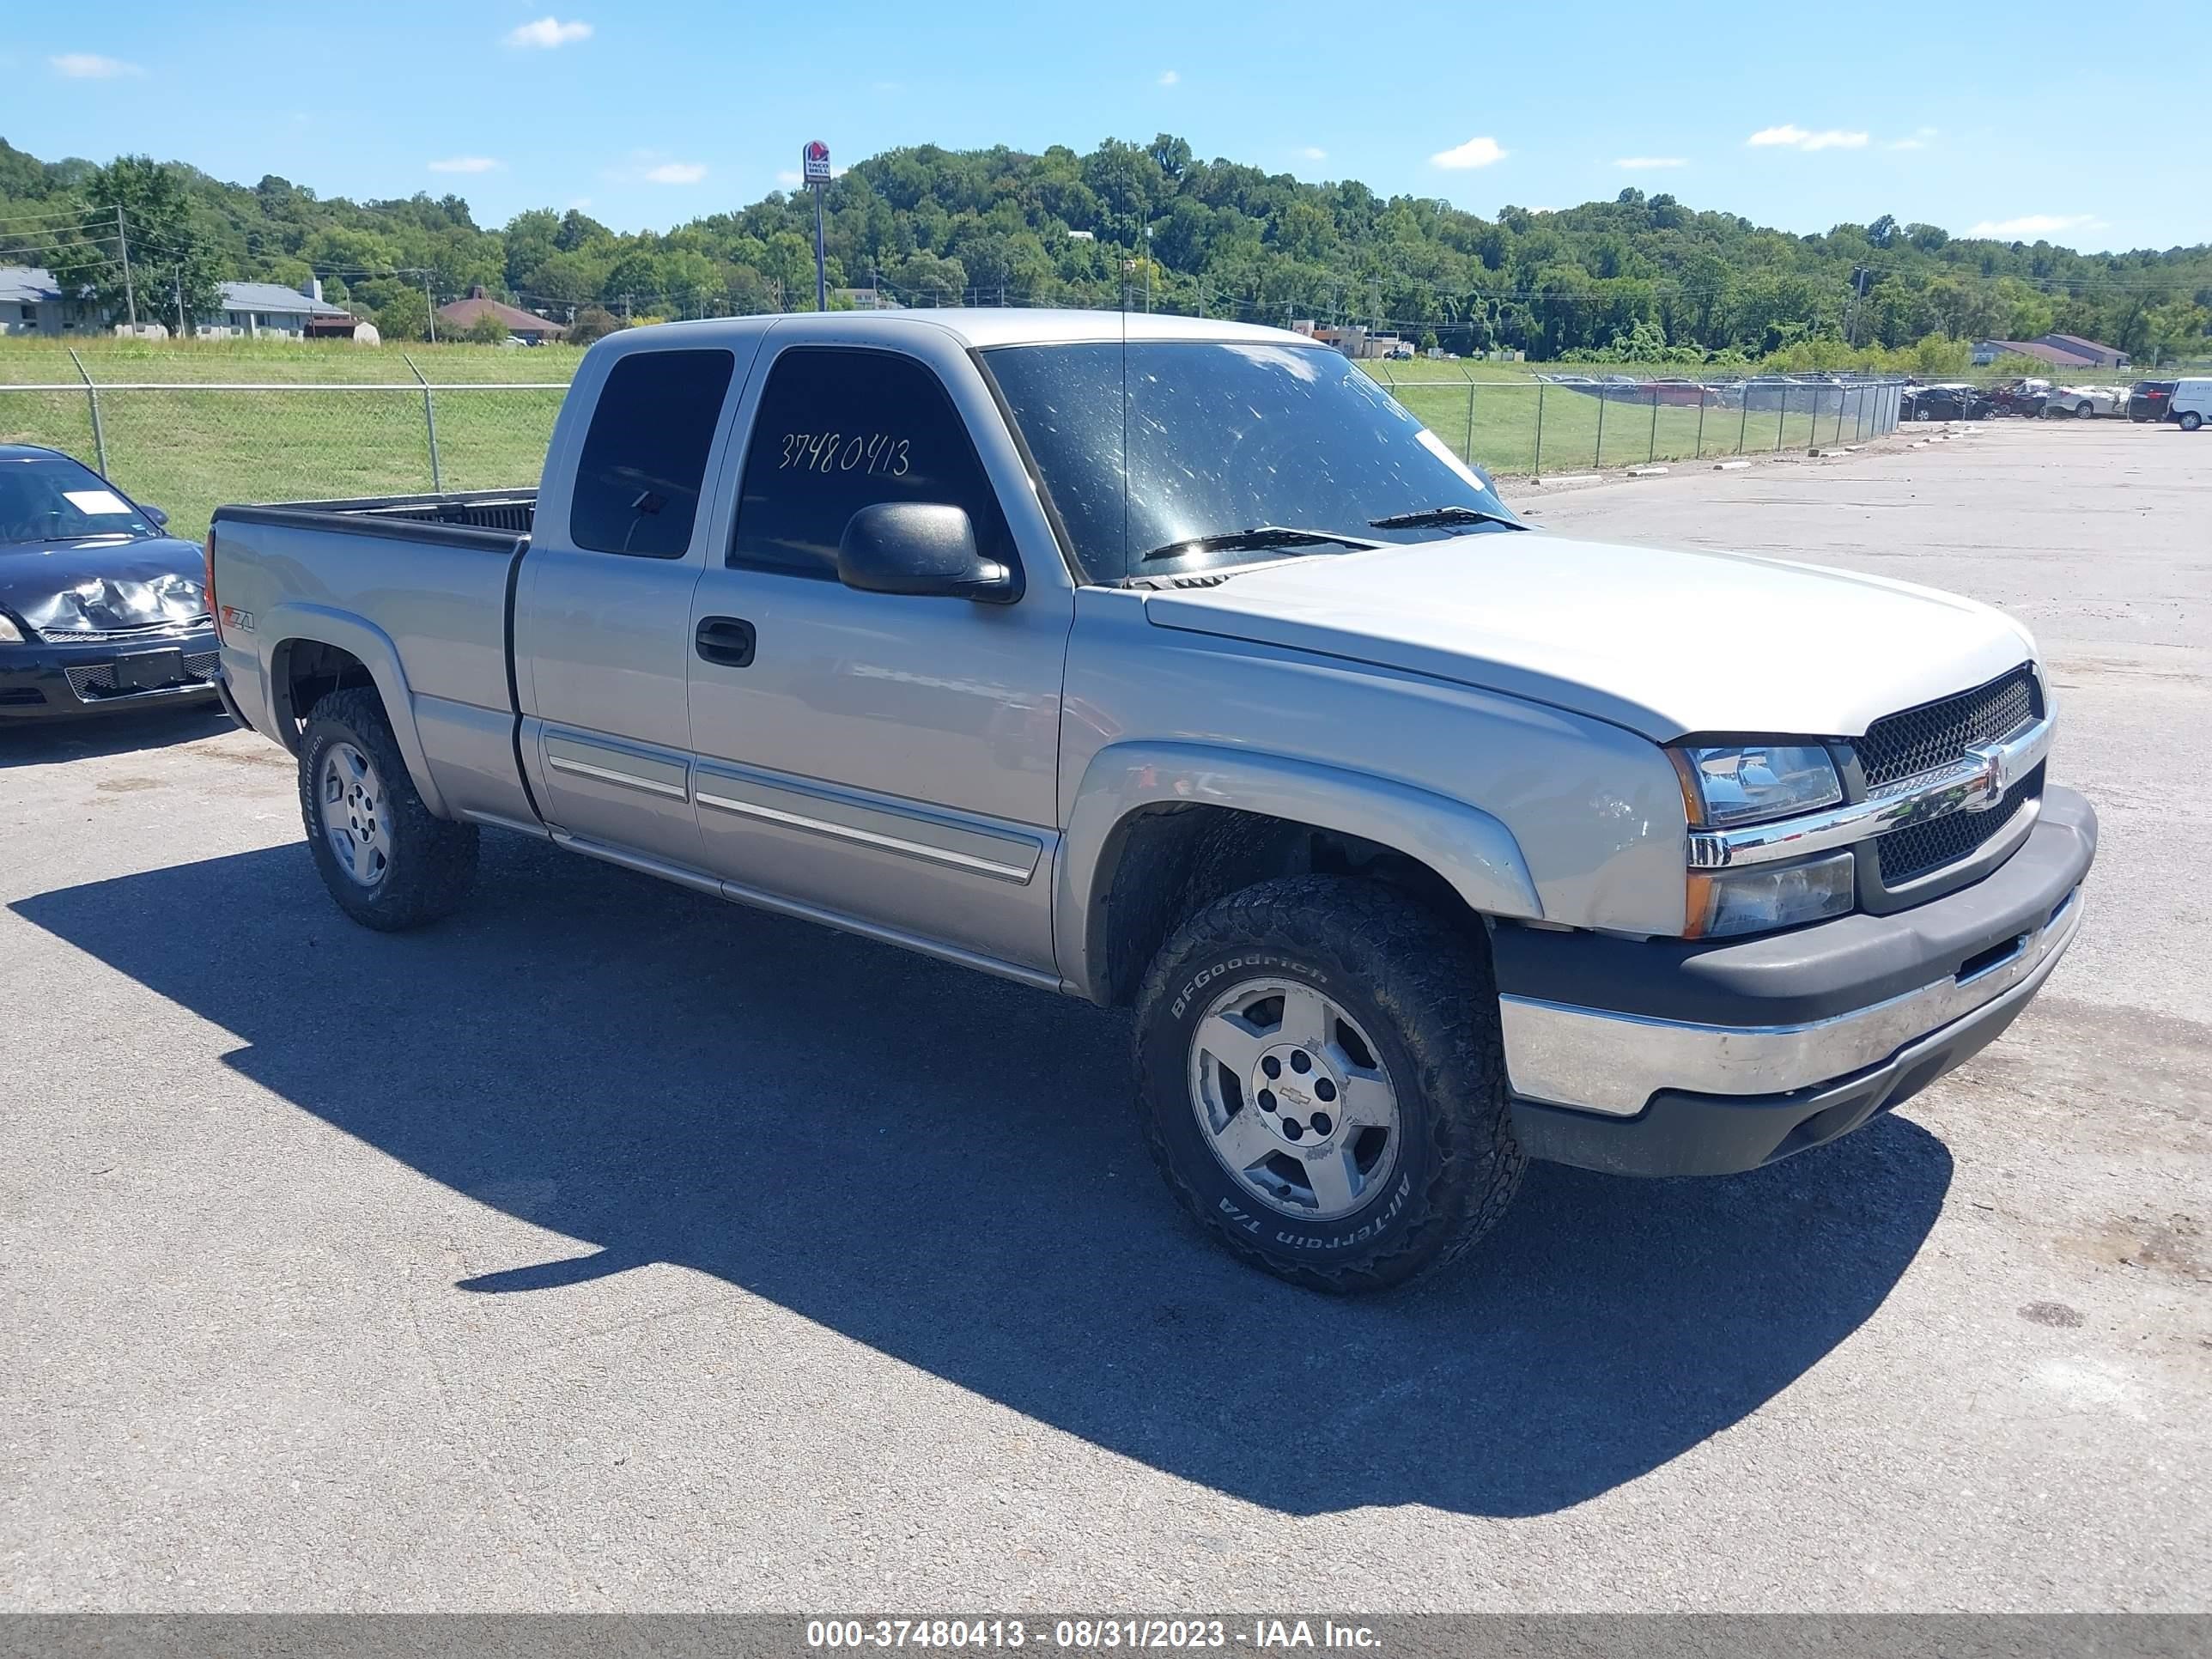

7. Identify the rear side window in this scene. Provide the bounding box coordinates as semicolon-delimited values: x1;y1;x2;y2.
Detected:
569;348;735;557
731;347;1010;579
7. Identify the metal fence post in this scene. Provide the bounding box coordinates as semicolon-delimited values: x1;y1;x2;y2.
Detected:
1534;380;1545;477
1594;389;1607;468
67;348;109;477
1776;387;1788;452
1465;380;1477;464
1648;386;1659;463
1834;386;1846;447
1695;385;1707;459
1737;385;1750;454
404;353;443;494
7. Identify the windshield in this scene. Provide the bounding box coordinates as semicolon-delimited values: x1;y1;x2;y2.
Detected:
0;454;157;546
981;340;1520;582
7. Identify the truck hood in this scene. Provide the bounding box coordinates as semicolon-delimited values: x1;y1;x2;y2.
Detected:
1141;532;2035;741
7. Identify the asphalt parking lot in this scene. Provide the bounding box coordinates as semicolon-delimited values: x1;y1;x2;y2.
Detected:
2;418;2206;1612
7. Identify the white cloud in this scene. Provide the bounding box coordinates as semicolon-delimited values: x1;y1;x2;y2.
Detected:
1431;135;1508;170
428;156;502;173
1889;126;1939;151
1615;155;1686;169
1747;124;1869;151
50;52;143;78
776;169;804;187
505;17;592;48
644;161;707;185
1299;146;1327;161
1158;69;1178;86
1965;214;2100;240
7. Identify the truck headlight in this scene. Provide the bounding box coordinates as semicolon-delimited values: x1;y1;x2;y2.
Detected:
1687;851;1856;939
0;614;23;643
1669;742;1842;828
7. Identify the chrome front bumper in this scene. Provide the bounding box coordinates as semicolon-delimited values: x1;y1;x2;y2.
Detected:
1489;787;2095;1170
1500;884;2082;1115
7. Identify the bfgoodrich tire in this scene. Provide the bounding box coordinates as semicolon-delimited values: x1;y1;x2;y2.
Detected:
299;686;479;930
1133;876;1524;1292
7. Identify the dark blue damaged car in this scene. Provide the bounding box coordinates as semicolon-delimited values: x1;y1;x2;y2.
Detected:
0;445;222;721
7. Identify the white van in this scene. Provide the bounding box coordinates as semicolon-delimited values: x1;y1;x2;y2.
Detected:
2171;378;2211;431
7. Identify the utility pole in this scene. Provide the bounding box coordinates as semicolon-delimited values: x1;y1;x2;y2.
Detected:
115;205;137;329
172;268;185;339
422;270;438;343
1144;226;1153;313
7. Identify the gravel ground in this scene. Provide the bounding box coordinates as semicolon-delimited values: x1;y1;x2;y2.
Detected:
1;416;2205;1612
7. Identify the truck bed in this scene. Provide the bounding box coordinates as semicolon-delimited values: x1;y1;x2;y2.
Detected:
214;488;537;548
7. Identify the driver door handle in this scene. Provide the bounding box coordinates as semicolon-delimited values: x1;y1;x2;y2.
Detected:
696;616;756;669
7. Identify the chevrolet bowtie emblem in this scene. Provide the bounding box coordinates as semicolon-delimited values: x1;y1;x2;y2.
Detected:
1960;743;2008;813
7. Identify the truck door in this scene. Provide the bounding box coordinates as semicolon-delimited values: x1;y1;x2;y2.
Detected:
684;327;1074;976
514;340;756;873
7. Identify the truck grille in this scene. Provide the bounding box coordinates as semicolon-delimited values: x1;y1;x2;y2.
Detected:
1857;665;2038;791
1874;765;2039;885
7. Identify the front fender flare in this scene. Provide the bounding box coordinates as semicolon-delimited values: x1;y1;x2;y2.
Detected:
264;603;449;820
1056;740;1542;1003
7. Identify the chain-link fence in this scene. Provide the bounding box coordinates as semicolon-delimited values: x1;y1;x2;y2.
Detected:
1371;374;1907;478
0;373;567;542
0;360;1907;544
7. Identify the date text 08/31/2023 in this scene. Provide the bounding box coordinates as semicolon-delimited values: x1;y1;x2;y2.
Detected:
805;1620;1382;1650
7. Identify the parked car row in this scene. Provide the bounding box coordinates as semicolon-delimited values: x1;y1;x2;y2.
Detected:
1902;376;2210;428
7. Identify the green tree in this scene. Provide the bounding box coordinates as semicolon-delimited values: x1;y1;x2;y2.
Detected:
464;311;509;344
568;304;626;345
46;155;225;333
373;287;431;342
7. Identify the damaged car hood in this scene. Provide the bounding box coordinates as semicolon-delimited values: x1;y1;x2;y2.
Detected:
1139;532;2036;741
0;536;210;634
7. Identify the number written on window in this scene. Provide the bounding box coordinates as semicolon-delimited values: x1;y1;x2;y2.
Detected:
776;432;910;477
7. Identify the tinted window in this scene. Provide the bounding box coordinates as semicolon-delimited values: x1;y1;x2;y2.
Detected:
0;453;157;545
732;348;1010;578
569;348;735;557
982;341;1518;583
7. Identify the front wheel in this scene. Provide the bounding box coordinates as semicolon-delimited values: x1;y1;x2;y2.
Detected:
1133;877;1524;1292
299;687;479;930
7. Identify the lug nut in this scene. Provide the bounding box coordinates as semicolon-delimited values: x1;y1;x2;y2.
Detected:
1282;1120;1304;1141
1290;1050;1312;1075
1257;1090;1276;1113
1310;1112;1334;1135
1261;1054;1281;1079
1315;1078;1336;1102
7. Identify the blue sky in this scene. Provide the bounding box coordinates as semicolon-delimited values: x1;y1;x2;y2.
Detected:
7;2;2205;251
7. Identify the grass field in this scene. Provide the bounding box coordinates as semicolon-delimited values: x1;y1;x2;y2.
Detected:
0;336;1893;541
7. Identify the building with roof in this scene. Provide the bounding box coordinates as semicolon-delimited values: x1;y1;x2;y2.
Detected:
1971;332;2130;371
0;266;359;339
434;285;567;343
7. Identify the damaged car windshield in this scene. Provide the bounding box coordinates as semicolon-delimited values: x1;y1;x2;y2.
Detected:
981;339;1521;583
0;453;158;545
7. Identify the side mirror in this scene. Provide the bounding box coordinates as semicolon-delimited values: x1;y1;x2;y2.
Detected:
143;505;170;528
836;502;1014;602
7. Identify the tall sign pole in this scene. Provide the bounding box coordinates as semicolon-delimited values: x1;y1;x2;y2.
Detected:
802;141;832;312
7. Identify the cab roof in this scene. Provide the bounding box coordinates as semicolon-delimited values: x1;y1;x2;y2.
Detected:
621;307;1313;352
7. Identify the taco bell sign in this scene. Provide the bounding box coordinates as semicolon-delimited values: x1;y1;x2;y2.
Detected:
802;141;832;185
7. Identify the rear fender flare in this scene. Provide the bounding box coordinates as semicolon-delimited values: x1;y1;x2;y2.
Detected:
1056;739;1542;1003
264;603;449;819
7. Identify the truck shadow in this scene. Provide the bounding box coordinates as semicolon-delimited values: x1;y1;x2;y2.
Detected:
0;704;234;769
13;832;1951;1518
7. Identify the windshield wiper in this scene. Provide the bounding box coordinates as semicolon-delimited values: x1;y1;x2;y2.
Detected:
1366;504;1529;532
1137;525;1382;563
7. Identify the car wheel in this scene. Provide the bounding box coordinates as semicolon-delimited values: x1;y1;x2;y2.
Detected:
1133;875;1525;1292
2180;411;2203;432
299;686;479;930
2076;402;2094;419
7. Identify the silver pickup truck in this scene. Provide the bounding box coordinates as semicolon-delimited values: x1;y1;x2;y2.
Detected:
210;311;2095;1291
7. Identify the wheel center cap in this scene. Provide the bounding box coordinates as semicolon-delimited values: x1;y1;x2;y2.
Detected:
1249;1043;1344;1147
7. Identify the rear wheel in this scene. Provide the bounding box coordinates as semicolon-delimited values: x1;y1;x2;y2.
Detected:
1133;876;1524;1292
2181;411;2203;432
299;687;478;930
2076;401;2095;419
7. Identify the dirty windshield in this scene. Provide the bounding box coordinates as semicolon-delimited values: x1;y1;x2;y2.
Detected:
981;339;1521;583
